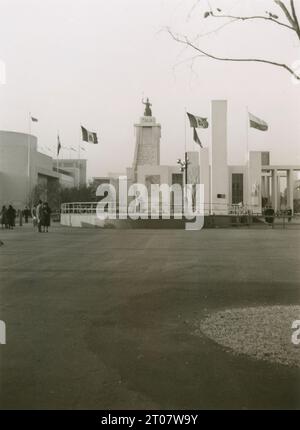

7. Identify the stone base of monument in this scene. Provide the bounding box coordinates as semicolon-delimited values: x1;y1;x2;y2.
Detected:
61;213;259;229
60;213;186;229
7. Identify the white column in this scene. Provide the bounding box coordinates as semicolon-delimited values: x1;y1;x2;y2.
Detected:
266;175;270;201
261;174;270;199
199;148;209;214
277;175;281;211
266;175;272;205
271;169;278;211
261;175;266;197
248;151;262;213
211;100;228;214
287;169;294;213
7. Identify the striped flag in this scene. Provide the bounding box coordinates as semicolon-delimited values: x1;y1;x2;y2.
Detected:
187;112;209;129
81;125;98;144
249;112;268;131
186;112;207;148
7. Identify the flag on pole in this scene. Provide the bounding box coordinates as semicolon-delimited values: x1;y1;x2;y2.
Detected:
81;125;98;144
193;128;203;148
31;116;38;122
186;112;207;148
187;112;209;129
249;112;268;131
57;134;61;156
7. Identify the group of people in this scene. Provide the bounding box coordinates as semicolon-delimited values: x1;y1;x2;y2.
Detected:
263;206;293;224
1;201;52;232
32;201;52;233
0;205;17;229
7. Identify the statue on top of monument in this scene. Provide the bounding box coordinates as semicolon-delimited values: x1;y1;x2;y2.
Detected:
142;97;152;117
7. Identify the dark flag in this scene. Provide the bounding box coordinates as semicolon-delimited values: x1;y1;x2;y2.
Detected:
81;125;98;144
187;112;207;148
31;116;38;122
57;135;61;156
249;112;268;131
193;128;203;148
187;112;209;129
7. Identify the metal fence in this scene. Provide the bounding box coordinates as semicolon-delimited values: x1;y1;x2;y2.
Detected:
61;202;99;215
60;202;300;229
60;201;262;215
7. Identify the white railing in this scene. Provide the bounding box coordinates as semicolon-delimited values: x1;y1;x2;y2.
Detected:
61;202;99;214
61;201;263;216
60;202;300;229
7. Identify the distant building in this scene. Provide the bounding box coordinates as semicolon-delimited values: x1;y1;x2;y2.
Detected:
0;130;87;208
91;177;110;189
55;159;87;188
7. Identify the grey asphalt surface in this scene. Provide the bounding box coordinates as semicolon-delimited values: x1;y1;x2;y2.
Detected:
0;224;299;409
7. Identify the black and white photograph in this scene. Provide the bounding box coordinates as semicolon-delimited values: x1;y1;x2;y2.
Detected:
0;0;300;413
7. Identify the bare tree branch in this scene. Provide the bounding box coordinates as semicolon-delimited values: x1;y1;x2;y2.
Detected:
167;28;300;80
290;0;300;37
167;0;300;82
207;11;294;32
274;0;295;28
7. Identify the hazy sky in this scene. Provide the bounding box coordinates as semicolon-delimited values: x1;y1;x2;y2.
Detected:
0;0;299;179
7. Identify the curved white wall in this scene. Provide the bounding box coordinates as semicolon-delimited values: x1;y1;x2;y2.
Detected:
0;130;37;208
61;213;104;228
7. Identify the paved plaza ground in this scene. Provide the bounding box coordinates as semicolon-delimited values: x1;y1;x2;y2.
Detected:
0;224;299;409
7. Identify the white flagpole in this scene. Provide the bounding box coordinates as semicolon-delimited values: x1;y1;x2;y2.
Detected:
56;131;59;175
184;107;187;155
78;127;81;190
27;112;32;204
184;107;187;200
246;107;250;211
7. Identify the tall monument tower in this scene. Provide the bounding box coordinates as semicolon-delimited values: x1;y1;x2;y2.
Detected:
211;100;229;214
132;98;161;181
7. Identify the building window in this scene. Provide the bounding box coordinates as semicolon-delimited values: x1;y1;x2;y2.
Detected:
232;173;243;204
172;173;183;187
261;152;270;166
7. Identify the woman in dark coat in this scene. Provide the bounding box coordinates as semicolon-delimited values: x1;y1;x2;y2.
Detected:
6;205;16;229
41;202;51;232
1;206;8;229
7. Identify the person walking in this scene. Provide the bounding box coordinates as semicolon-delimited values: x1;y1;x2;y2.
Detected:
31;205;37;229
23;206;30;224
41;202;51;233
0;206;8;229
265;205;275;226
36;200;43;233
6;205;16;230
